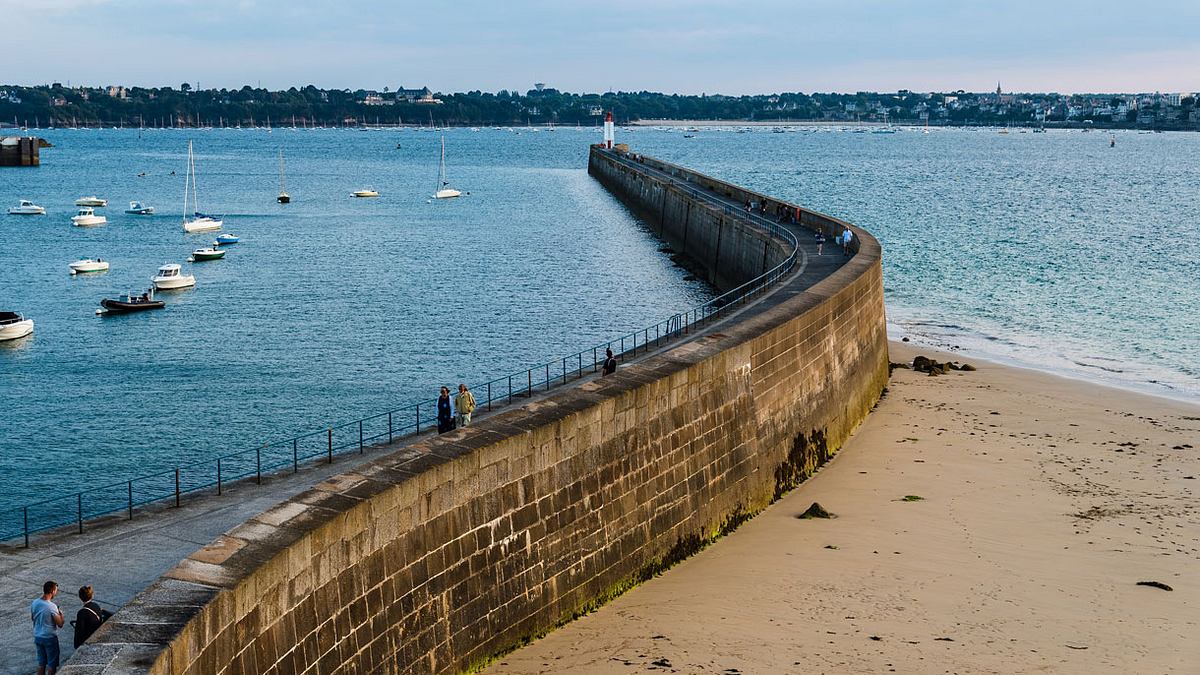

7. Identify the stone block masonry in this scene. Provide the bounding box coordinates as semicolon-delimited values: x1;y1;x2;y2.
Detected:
65;147;888;674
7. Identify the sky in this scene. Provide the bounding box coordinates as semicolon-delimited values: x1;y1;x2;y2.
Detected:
1;0;1197;94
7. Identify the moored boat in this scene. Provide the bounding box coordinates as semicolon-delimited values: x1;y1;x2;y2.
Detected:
352;189;380;198
181;141;224;232
214;233;240;246
432;133;462;199
125;201;155;215
8;200;46;215
189;247;226;262
75;196;108;207
71;207;107;227
0;312;34;341
277;148;291;203
98;289;164;314
69;258;110;275
151;263;195;290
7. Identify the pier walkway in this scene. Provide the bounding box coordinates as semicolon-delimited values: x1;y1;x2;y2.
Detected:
0;167;847;674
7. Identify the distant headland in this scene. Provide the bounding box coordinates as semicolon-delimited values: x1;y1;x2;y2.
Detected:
0;83;1196;131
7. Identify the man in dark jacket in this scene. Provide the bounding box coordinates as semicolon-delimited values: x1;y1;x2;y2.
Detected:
73;586;112;648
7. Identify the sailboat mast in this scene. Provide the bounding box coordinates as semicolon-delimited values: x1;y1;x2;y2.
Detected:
182;141;192;224
279;149;286;192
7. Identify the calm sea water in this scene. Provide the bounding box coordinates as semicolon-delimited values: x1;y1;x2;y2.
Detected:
1;125;1197;521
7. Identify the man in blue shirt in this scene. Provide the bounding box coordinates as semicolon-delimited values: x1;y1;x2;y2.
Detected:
31;580;64;675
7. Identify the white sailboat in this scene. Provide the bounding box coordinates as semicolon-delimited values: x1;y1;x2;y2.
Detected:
432;134;461;199
181;141;223;233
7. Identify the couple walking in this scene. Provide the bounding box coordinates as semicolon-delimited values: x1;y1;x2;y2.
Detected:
436;384;476;433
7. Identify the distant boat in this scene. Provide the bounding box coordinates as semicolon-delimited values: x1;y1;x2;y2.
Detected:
98;289;164;315
74;196;107;207
125;201;155;215
432;133;461;199
71;207;106;227
8;200;45;215
69;258;110;275
151;263;195;290
1110;135;1116;148
0;311;34;341
214;233;240;246
189;247;226;262
181;141;223;233
352;189;380;198
276;148;291;204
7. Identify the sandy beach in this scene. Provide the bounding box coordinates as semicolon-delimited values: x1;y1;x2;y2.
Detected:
485;342;1200;674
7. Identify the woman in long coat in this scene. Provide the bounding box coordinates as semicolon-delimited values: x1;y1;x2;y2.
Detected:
437;386;454;433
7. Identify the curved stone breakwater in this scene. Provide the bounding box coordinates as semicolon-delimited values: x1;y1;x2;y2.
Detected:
66;147;888;674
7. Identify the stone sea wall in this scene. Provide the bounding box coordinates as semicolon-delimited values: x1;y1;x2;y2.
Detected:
67;147;888;674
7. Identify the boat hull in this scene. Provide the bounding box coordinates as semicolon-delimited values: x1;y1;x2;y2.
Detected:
152;276;196;290
189;251;225;261
8;207;45;215
100;299;164;313
125;208;154;215
434;189;461;199
72;216;107;226
0;319;34;341
277;193;291;204
75;199;107;207
352;191;379;198
69;261;110;274
214;235;239;246
183;218;222;233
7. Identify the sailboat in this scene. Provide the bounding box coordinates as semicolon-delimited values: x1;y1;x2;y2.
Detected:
181;141;223;233
276;149;291;203
432;134;461;199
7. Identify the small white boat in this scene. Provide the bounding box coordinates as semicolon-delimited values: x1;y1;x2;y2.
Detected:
75;196;108;207
188;247;225;262
69;258;110;275
352;189;380;198
151;263;196;290
214;233;240;246
125;201;155;215
432;134;462;199
0;312;34;342
8;200;45;215
71;207;107;227
181;141;224;232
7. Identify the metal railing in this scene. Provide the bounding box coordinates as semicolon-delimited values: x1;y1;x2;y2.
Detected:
0;162;803;547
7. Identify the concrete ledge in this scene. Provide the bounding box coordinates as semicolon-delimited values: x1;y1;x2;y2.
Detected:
69;148;888;674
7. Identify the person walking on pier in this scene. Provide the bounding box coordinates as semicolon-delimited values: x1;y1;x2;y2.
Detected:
602;348;618;376
72;585;112;648
31;580;64;675
815;231;825;256
455;384;476;428
841;228;854;256
437;386;454;433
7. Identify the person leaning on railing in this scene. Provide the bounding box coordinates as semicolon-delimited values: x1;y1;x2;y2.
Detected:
602;348;618;376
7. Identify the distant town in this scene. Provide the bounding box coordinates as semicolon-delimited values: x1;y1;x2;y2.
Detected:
0;82;1196;130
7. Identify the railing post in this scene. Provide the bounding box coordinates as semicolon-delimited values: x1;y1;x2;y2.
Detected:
127;481;132;520
175;469;180;507
217;458;222;495
359;420;364;453
487;382;492;411
562;357;567;385
621;336;625;355
527;370;532;396
256;446;263;485
327;428;333;464
593;347;598;373
388;413;393;443
293;439;298;472
508;376;512;404
23;506;28;548
578;352;583;378
77;493;83;533
415;405;420;433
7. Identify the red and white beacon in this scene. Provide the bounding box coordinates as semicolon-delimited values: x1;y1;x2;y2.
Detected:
603;111;615;149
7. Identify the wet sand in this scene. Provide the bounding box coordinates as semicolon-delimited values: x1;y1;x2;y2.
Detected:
485;342;1200;674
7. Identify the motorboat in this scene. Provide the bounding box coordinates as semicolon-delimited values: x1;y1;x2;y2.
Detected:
0;311;34;341
75;196;108;207
98;289;164;314
181;141;224;232
352;189;380;197
189;247;225;262
151;263;195;290
71;207;107;227
125;201;155;215
8;200;45;215
69;258;110;275
214;233;240;246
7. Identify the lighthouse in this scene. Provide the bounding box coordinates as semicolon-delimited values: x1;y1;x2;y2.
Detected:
603;111;614;149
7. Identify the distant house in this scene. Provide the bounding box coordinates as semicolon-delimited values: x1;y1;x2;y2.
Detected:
362;93;393;106
395;87;432;102
106;86;128;99
587;105;603;116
